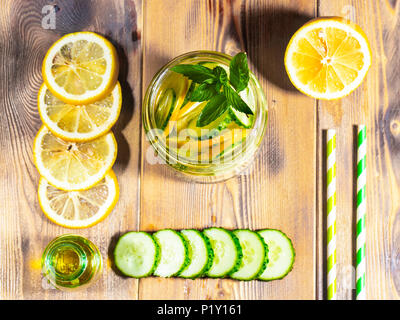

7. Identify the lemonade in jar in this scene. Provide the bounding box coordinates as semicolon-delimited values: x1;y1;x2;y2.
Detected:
143;51;268;182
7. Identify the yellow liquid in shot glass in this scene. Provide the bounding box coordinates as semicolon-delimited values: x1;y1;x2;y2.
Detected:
42;234;103;290
54;248;80;275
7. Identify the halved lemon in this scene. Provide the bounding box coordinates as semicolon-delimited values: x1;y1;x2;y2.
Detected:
42;32;119;105
33;126;117;191
38;171;119;228
285;17;372;100
38;82;122;141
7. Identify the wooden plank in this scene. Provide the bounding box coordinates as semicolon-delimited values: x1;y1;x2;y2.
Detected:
140;0;317;300
0;0;142;299
317;0;400;299
4;0;397;300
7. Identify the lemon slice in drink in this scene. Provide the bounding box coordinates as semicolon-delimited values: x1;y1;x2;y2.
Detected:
33;126;117;191
42;32;119;104
38;82;122;142
284;17;372;100
38;171;119;228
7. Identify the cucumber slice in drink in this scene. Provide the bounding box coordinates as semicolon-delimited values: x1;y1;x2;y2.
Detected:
178;229;214;279
197;61;218;69
216;141;243;159
230;230;268;280
180;81;196;109
203;228;242;278
155;88;177;130
230;86;256;128
257;229;295;280
213;125;248;160
114;232;160;278
175;102;205;133
229;108;254;128
153;229;190;277
187;110;232;140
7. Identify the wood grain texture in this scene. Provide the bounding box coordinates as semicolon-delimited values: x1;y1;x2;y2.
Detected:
0;0;142;299
139;0;317;300
1;0;399;300
316;0;400;300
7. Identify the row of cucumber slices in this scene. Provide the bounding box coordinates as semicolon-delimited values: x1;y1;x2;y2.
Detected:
114;228;295;281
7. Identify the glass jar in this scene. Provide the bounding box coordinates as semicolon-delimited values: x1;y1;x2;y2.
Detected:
143;51;268;182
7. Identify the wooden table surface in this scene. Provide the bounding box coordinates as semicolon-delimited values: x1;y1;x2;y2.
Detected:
1;0;399;300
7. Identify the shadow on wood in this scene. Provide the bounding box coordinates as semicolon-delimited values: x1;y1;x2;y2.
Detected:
262;109;285;176
243;8;312;92
112;41;134;172
383;95;400;297
107;232;130;279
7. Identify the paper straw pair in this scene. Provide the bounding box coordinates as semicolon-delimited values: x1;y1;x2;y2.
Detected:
326;125;366;300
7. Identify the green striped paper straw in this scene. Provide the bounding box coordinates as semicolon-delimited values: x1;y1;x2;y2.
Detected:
327;129;337;300
356;125;366;300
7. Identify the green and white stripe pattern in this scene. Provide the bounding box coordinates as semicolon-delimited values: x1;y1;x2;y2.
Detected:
356;125;366;300
326;129;337;300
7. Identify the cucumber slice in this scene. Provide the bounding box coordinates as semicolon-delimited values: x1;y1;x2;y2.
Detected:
197;61;218;69
215;136;246;159
187;110;232;140
114;232;160;278
175;102;204;133
213;125;248;159
178;230;214;279
230;230;268;280
153;229;190;277
229;108;254;129
155;88;177;130
203;228;242;278
180;81;196;109
257;229;295;280
229;86;256;128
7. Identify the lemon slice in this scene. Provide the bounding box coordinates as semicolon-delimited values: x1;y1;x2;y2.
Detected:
285;17;372;100
38;171;119;228
33;126;117;191
38;82;122;141
42;32;119;104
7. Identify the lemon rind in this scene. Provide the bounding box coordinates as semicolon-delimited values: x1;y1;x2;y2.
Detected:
38;170;119;228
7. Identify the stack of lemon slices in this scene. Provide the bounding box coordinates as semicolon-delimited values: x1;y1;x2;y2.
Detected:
34;32;121;228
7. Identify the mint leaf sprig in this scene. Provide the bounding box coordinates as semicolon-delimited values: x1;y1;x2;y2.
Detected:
170;52;252;127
